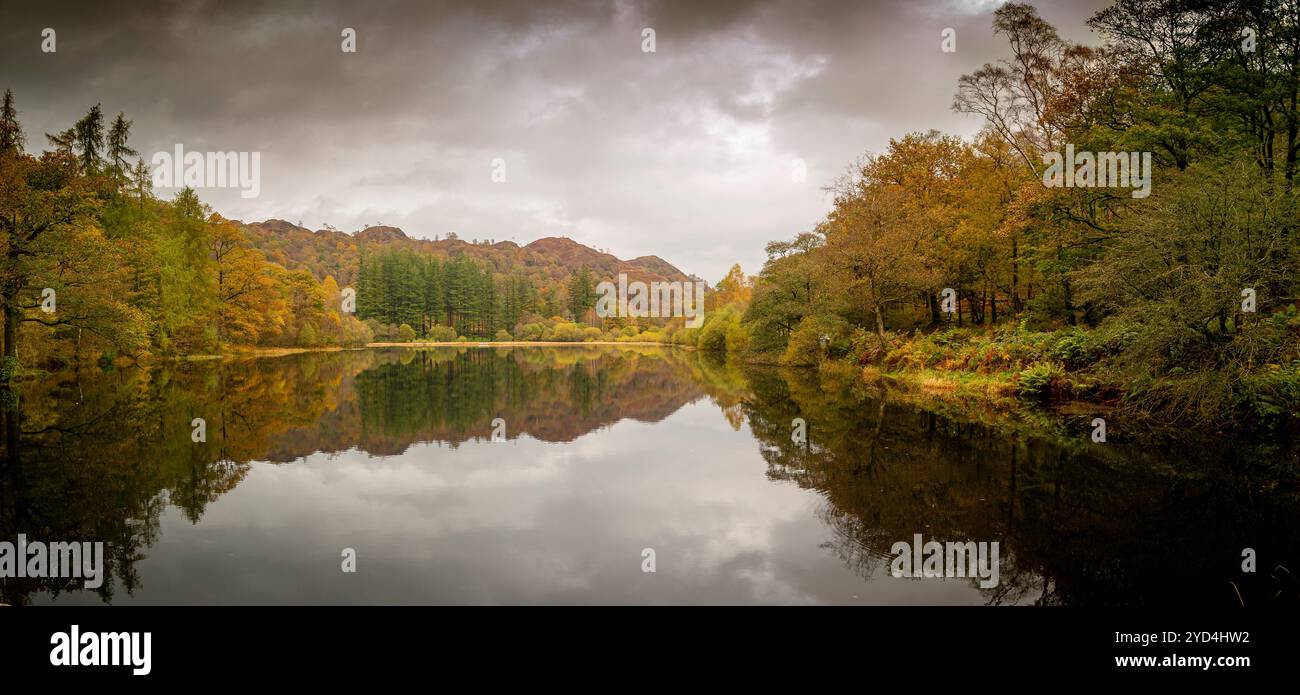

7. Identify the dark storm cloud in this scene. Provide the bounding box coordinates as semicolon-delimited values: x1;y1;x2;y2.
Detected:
0;0;1109;282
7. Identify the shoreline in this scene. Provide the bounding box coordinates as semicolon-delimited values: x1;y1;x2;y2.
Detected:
166;340;692;361
367;340;690;349
34;341;1278;435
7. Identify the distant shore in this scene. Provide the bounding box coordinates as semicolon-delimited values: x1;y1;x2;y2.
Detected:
169;341;689;361
367;340;687;348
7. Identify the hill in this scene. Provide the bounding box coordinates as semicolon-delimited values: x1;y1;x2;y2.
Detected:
239;219;697;290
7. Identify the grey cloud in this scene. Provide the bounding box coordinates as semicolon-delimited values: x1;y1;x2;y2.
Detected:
1;0;1107;282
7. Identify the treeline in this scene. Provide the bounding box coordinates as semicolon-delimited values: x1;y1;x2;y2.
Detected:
353;249;608;340
0;89;372;373
732;1;1300;425
0;81;716;367
358;250;515;339
355;249;716;343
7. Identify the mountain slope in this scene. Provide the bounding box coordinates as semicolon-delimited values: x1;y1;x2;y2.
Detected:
239;219;695;289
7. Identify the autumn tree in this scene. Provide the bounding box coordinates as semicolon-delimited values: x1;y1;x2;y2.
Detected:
0;147;100;364
209;216;277;345
107;113;138;188
711;264;752;308
744;233;823;354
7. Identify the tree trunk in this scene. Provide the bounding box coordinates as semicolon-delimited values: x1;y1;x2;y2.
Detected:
1011;237;1022;314
2;295;16;361
1062;275;1076;327
1056;244;1076;326
874;303;887;349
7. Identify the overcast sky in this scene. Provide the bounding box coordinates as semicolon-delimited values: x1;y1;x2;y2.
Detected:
1;0;1108;282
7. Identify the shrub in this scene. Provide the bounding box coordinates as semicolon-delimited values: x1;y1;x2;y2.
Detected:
850;327;899;364
341;315;374;346
516;322;545;341
782;321;823;365
550;322;584;342
494;329;513;341
698;319;728;352
364;318;395;341
1016;362;1064;399
1235;364;1300;426
397;324;417;342
1048;329;1090;369
933;326;975;346
698;306;741;353
297;322;320;347
428;325;457;342
725;321;750;354
782;314;848;366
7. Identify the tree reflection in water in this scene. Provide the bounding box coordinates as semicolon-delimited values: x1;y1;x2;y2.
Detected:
1;346;1296;605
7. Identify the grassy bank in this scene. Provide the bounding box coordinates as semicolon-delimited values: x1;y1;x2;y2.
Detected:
760;325;1300;431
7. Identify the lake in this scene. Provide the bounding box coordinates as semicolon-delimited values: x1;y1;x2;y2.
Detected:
2;345;1296;605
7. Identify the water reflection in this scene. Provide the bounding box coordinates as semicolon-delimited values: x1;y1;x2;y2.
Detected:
0;346;1296;605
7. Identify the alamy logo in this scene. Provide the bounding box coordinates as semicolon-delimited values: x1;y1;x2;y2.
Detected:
595;273;707;328
890;534;1000;588
1043;145;1151;198
152;144;261;199
50;625;151;676
0;534;104;589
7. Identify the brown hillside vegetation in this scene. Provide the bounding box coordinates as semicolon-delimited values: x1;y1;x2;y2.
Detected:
240;218;695;289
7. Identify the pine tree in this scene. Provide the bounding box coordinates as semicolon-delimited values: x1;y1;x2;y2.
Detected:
131;158;152;206
567;266;595;323
0;89;24;154
107;112;138;186
74;104;105;171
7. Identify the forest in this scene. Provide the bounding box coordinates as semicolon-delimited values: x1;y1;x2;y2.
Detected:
4;0;1300;428
0;91;376;369
719;1;1300;428
0;86;706;366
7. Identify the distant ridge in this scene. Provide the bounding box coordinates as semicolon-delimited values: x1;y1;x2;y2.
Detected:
239;219;696;288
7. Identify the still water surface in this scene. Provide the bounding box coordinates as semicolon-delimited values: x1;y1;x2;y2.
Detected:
2;346;1296;605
